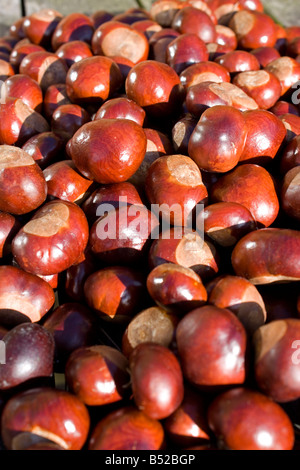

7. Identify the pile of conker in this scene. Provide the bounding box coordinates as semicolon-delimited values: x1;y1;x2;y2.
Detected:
0;0;299;451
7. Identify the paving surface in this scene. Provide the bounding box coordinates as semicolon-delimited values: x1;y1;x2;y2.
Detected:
263;0;300;26
0;0;299;37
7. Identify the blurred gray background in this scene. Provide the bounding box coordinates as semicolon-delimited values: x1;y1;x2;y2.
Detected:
0;0;299;36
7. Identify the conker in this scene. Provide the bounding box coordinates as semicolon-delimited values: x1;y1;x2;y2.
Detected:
253;319;300;402
188;105;247;173
43;302;97;368
176;305;247;388
89;406;165;450
91;21;149;65
83;266;147;323
208;387;294;450
198;201;256;248
65;345;130;406
12;200;89;276
68;119;147;184
129;343;184;420
145;154;208;226
44;160;93;204
65;56;123;105
231;228;300;284
0;265;55;324
122;306;178;358
207;275;267;334
1;387;90;450
51;13;95;51
0;323;55;390
211;164;280;228
146;263;207;314
125;60;184;118
0;145;47;215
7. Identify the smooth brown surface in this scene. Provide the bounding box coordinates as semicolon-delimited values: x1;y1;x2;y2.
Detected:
12;200;89;276
19;51;68;92
65;345;129;406
51;104;90;142
89;406;165;450
0;212;20;258
250;46;280;67
55;40;93;68
125;60;184;117
2;74;43;113
0;265;55;324
0;323;55;390
281;166;300;220
145;154;208;226
0;0;299;453
129;128;174;189
180;61;230;90
82;181;143;225
22;132;63;169
208;387;294;450
65;56;123;105
147;263;207;314
129;343;184;420
215;50;260;73
172;6;216;43
198;202;256;247
68;119;146;184
239;109;286;164
166;33;209;74
280;136;300;174
94;97;146;126
207;275;267;334
0;98;49;147
10;43;45;70
164;386;211;447
176;305;247;387
89;205;159;265
188;105;247;173
43;84;71;120
23;9;63;48
0;145;47;214
211;164;279;227
43;302;97;367
232;228;300;284
1;387;90;450
51;13;95;51
84;266;146;322
43;160;93;203
229;11;277;49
